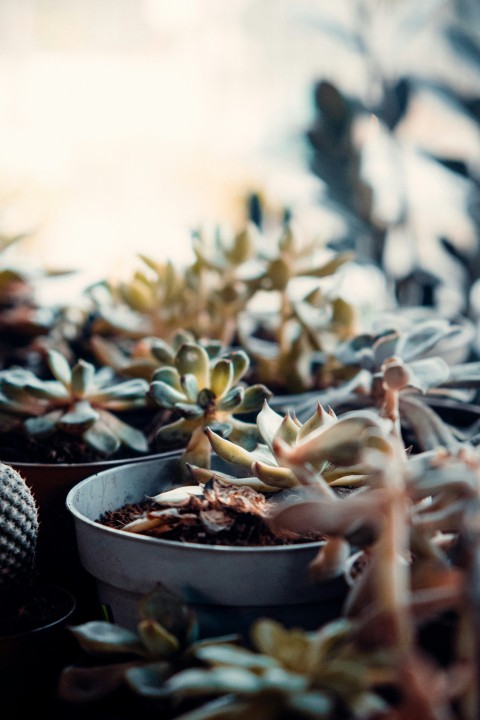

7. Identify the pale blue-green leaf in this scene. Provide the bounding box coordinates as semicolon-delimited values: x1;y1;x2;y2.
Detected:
257;402;284;452
234;384;272;414
195;644;278;670
210;359;234;399
60;400;99;427
176;344;210;390
217;386;244;411
25;379;70;401
164;666;263;697
71;360;96;397
152;366;182;390
97;409;149;452
24;410;63;436
124;662;173;698
440;361;480;388
47;349;72;387
175;402;204;420
84;421;120;455
149;380;187;408
288;691;333;718
181;373;199;402
406;357;450;392
69;621;144;655
229;350;250;384
396;319;458;362
372;332;400;368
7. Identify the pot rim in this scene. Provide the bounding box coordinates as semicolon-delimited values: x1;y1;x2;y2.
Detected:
66;454;325;555
7;448;181;472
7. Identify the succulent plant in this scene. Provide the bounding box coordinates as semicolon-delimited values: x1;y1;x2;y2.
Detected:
236;220;357;393
0;462;38;596
148;341;272;470
0;348;150;461
283;314;480;454
58;583;238;704
0;229;75;369
90;329;223;382
188;400;393;494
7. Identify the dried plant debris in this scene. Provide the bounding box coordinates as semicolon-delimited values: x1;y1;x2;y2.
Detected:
99;479;325;547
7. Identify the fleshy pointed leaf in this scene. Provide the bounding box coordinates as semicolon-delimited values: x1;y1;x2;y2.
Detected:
69;621;144;655
149;380;187;408
60;400;99;428
84;420;120;455
229;350;250;384
273;414;300;447
252;461;298;489
98;409;149;452
71;360;96;397
176;344;210;390
137;618;179;658
181;373;199;402
152;366;182;390
257;401;285;452
217;386;244;411
210;359;234;399
24;410;63;436
235;384;272;414
204;427;255;468
47;349;72;388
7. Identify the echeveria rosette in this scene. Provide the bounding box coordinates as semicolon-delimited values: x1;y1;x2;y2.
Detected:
148;342;272;469
0;348;149;458
189;400;393;495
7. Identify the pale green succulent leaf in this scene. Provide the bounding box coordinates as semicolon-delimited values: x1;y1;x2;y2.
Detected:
257;401;284;452
205;427;256;468
188;465;279;493
149;380;187;408
440;361;480;388
176;344;210;390
156;417;198;446
217;386;244;411
229;350;250;384
47;349;72;388
181;373;199;402
98;409;149;452
210;359;234;399
405;357;450;392
175;402;204;420
252;461;298;489
69;621;145;656
25;379;70;401
372;332;400;367
84;420;121;455
71;360;96;397
288;691;333;718
396;319;459;362
152;366;182;390
150;339;176;364
60;400;99;428
164;666;266;697
137;618;179;658
234;384;272;414
24;410;63;436
124;662;174;698
273;414;300;447
226;418;262;451
89;335;128;370
195;643;278;670
274;414;387;468
298;404;337;440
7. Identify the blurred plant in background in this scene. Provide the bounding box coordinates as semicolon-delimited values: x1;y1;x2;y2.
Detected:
305;0;480;324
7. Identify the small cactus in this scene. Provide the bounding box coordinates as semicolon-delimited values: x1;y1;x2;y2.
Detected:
0;463;38;595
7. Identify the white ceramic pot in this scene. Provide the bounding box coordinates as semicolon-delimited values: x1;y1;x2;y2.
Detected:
66;454;348;637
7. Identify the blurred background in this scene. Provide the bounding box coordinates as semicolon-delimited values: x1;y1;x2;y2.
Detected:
1;0;480;314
